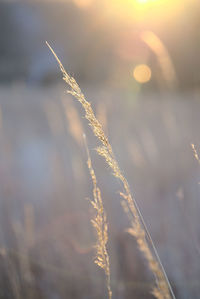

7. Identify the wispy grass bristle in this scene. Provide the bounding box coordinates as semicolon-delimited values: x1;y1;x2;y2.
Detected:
83;134;112;299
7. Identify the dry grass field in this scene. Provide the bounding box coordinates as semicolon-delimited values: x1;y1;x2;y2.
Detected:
0;83;200;298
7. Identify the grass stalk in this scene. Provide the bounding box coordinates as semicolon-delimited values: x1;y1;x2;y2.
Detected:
46;41;175;299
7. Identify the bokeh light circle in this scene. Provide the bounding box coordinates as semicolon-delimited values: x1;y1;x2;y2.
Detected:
133;64;152;83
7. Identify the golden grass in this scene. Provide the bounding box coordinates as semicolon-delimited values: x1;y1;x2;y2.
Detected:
47;41;175;299
84;134;112;299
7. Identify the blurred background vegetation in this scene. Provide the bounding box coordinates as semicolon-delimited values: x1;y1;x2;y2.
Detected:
0;0;200;298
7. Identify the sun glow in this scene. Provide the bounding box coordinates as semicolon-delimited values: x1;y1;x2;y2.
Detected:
135;0;176;4
133;0;181;16
136;0;149;3
105;0;183;24
136;0;161;3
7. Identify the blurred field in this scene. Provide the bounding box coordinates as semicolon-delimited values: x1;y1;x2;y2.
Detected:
1;1;200;297
0;84;200;298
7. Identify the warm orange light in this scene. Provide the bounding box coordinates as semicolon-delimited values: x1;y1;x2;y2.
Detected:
133;64;152;83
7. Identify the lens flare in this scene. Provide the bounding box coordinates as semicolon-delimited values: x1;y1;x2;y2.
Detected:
133;64;152;83
141;31;177;88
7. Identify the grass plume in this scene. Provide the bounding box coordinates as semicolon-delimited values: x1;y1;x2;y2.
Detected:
83;134;112;299
47;41;175;299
